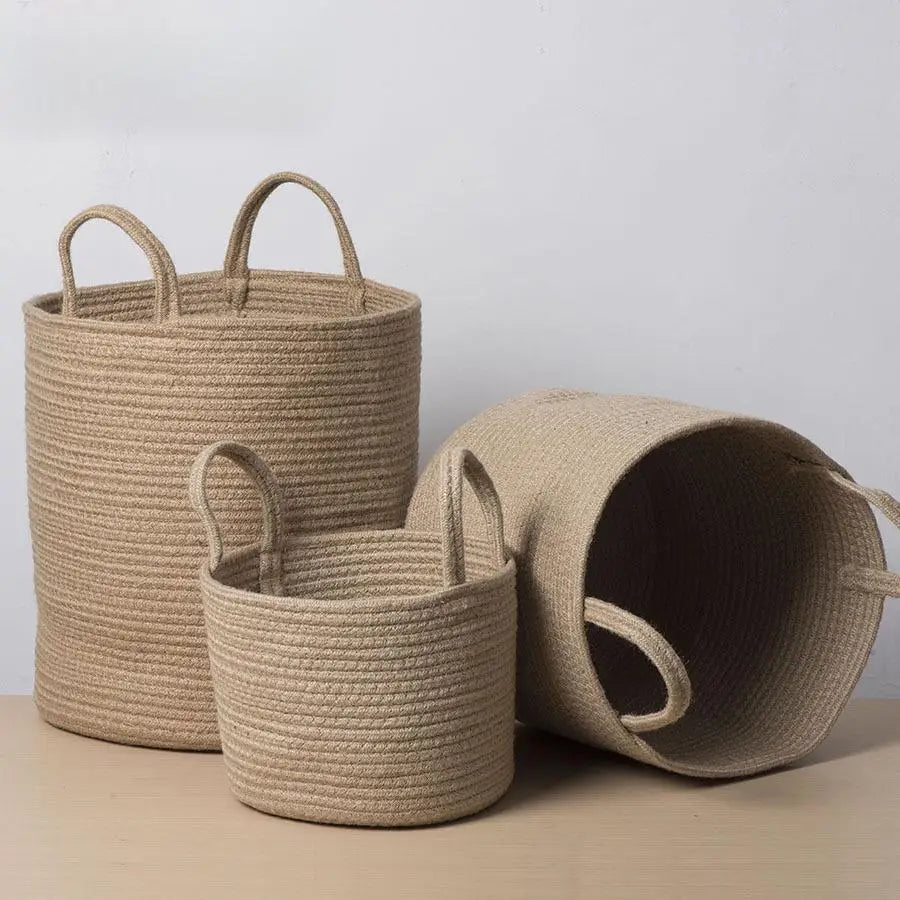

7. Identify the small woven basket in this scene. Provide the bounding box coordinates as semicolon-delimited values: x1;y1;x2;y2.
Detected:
190;441;517;827
25;172;420;750
406;389;896;778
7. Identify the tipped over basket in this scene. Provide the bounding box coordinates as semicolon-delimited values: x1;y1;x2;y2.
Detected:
406;389;896;778
25;172;420;750
190;441;517;826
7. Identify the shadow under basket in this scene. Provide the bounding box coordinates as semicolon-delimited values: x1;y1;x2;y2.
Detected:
404;391;896;778
191;442;517;827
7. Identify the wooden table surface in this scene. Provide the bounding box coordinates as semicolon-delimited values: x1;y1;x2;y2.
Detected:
1;696;898;899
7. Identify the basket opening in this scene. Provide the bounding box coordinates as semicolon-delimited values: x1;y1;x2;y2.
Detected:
216;531;505;602
584;422;884;775
32;270;417;323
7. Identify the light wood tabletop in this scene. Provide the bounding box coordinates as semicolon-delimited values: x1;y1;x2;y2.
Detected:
1;696;898;899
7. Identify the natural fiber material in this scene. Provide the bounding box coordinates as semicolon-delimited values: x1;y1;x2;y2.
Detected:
25;173;420;750
406;390;895;777
190;442;516;827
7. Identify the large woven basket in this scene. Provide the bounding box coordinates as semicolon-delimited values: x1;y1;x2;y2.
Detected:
190;441;516;827
25;172;421;750
406;389;896;777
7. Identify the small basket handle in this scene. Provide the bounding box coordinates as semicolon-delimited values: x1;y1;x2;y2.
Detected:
819;468;900;597
585;597;693;734
59;205;181;322
439;448;508;588
223;171;366;314
188;441;286;595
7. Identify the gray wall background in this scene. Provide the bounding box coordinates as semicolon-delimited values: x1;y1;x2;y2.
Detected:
1;0;898;696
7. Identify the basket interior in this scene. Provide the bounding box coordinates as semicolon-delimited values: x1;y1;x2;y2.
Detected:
216;530;504;601
585;423;885;774
32;270;416;322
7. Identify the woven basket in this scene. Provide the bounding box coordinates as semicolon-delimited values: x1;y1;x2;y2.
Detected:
406;389;896;777
25;172;421;750
189;441;516;826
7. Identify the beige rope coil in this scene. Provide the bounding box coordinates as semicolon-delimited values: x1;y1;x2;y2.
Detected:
190;441;517;827
406;390;895;777
25;172;420;750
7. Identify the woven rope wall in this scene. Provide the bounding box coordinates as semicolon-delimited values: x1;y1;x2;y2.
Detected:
191;442;517;827
406;390;894;777
25;173;421;750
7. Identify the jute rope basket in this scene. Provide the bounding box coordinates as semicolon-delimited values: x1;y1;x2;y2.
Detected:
190;441;517;826
25;172;420;750
406;389;896;777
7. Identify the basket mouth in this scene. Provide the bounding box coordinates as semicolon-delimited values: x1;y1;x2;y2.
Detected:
584;420;885;776
204;529;515;612
24;269;420;332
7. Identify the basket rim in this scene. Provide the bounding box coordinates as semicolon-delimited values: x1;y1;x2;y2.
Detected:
566;410;884;773
23;268;421;335
200;529;517;614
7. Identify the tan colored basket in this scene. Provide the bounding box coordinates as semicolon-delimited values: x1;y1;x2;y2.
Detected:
25;172;421;750
189;441;516;827
406;389;897;777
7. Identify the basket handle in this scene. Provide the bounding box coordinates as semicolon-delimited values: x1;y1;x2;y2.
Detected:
819;469;900;597
59;205;181;322
439;448;507;588
188;441;286;596
585;597;692;734
223;171;366;314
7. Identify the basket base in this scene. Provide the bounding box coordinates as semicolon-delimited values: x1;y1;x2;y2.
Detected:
226;768;515;829
35;698;222;752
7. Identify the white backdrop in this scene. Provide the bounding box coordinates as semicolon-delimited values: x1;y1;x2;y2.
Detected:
1;0;898;696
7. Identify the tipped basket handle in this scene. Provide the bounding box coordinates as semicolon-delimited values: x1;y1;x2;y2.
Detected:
585;598;692;734
224;171;366;314
60;205;181;323
439;448;507;588
820;469;900;597
189;441;286;595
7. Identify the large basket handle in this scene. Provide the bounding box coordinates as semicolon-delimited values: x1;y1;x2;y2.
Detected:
223;171;366;314
59;205;181;322
189;441;286;596
585;598;693;734
439;448;508;588
819;468;900;597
